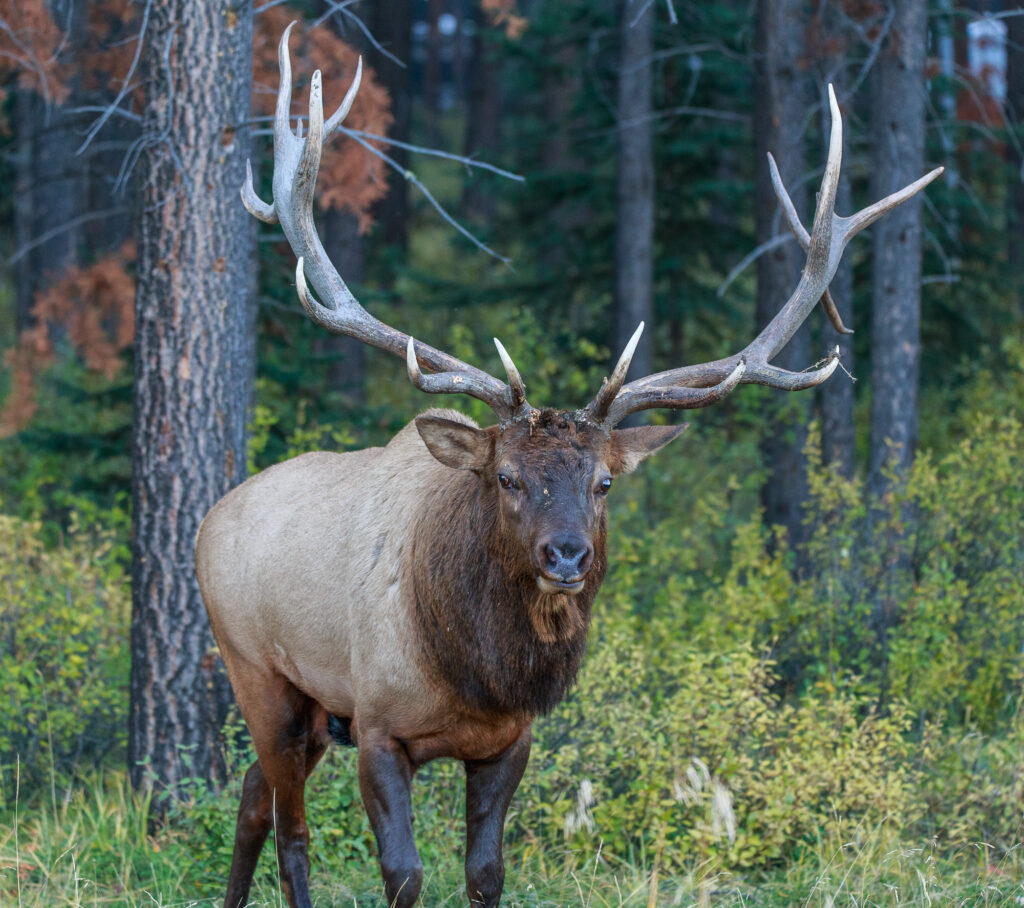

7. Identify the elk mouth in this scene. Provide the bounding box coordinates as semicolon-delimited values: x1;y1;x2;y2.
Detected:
536;576;585;595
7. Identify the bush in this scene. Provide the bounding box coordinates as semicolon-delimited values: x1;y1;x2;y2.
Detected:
603;408;1024;730
512;630;922;872
0;508;130;790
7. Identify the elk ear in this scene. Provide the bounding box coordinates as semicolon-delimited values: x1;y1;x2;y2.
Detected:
415;415;492;471
609;424;689;475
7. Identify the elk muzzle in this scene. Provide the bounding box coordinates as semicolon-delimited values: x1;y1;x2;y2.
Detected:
535;535;594;594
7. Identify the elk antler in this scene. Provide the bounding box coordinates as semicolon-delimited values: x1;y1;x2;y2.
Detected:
584;85;943;428
242;22;533;423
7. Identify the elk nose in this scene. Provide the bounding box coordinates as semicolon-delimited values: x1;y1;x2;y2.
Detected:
540;537;594;581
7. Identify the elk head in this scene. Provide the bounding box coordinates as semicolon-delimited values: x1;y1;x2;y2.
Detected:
414;407;687;596
242;25;943;588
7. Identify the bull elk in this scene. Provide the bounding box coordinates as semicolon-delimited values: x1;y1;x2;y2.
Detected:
196;23;941;908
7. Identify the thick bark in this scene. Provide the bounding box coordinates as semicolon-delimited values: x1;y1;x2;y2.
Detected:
754;0;812;545
867;0;927;497
613;0;655;399
129;0;255;798
370;0;413;250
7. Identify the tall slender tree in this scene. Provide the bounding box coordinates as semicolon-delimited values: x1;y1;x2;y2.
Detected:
754;0;812;545
867;0;927;496
464;0;502;219
12;0;86;331
129;0;255;797
819;115;855;477
613;0;655;395
370;0;413;250
809;6;859;477
318;5;368;405
1007;5;1024;309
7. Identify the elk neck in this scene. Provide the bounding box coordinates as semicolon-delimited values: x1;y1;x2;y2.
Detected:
411;459;607;718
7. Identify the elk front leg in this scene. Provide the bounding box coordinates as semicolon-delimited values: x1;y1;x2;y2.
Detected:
221;664;328;908
358;730;423;908
464;728;532;908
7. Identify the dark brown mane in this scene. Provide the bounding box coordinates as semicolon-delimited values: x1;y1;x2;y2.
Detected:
412;448;607;716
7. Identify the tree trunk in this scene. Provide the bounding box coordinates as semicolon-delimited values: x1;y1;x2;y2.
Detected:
314;4;367;405
613;0;655;398
754;0;812;546
371;0;413;250
425;0;444;116
820;151;856;478
812;66;856;477
318;208;367;405
867;0;927;497
463;1;501;219
129;0;255;799
13;0;87;331
13;87;38;332
1007;5;1024;306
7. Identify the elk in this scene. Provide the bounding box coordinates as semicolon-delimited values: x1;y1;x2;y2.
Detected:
195;24;941;908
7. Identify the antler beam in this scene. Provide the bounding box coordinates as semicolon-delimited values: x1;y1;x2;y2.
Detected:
243;22;533;423
585;85;943;428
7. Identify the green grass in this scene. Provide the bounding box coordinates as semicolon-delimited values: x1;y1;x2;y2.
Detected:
3;767;1023;907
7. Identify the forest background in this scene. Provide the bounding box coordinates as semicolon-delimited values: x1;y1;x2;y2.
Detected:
1;0;1023;904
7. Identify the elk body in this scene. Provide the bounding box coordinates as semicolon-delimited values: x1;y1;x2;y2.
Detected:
195;24;941;908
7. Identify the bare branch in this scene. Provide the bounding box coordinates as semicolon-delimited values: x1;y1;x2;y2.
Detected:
76;0;152;156
344;131;513;266
7;208;131;265
716;234;791;298
318;1;407;69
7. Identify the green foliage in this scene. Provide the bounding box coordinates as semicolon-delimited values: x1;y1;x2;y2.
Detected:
6;764;1024;907
514;634;921;872
596;404;1024;731
0;508;130;789
0;355;132;521
798;411;1024;727
0;399;1023;899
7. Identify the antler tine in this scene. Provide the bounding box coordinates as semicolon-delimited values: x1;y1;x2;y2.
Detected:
586;322;644;421
767;152;850;335
326;55;362;134
248;23;529;423
239;25;299;226
240;159;277;223
276;21;297;143
493;338;527;409
604;358;746;425
840;165;944;237
587;83;941;428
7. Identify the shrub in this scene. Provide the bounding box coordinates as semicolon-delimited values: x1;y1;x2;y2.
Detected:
513;626;922;872
0;509;130;790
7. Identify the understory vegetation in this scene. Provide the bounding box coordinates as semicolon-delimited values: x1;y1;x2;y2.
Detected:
2;5;1023;894
2;344;1022;904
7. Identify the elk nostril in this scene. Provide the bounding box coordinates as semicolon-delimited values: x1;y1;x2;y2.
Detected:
544;544;558;567
578;545;594;574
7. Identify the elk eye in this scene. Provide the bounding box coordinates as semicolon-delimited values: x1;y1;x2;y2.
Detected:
598;477;612;495
498;473;517;491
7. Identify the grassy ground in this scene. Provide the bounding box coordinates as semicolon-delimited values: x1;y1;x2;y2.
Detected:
2;768;1023;907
